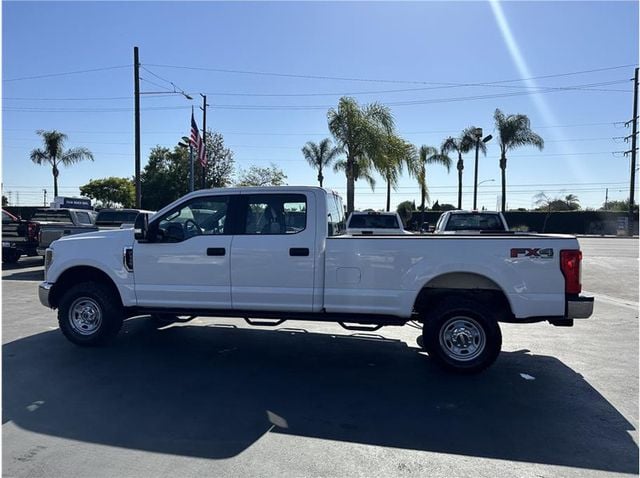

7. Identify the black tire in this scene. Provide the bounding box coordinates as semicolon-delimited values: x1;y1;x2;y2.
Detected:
422;296;502;374
58;282;123;346
3;249;20;264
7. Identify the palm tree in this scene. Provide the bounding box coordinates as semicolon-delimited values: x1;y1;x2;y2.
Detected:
494;109;544;212
413;145;452;225
564;194;580;210
333;156;376;193
30;130;94;197
301;138;340;188
441;126;486;210
328;97;394;213
373;136;417;211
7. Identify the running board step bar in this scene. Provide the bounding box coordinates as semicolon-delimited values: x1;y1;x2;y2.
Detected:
338;322;384;332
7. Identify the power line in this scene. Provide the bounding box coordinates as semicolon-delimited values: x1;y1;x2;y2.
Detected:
1;121;624;136
145;62;636;86
3;65;130;82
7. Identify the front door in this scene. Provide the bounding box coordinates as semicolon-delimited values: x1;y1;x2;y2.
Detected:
230;192;316;312
133;194;232;309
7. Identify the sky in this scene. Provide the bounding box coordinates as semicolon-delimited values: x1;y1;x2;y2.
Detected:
2;1;638;211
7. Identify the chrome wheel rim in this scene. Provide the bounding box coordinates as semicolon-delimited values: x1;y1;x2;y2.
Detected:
69;297;103;336
439;316;486;361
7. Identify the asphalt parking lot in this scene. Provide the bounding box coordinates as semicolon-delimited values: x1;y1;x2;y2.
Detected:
2;237;638;478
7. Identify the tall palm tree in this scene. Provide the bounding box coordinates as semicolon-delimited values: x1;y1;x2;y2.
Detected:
328;97;394;213
494;109;544;212
441;126;486;210
373;136;416;211
301;138;340;188
413;145;452;225
30;130;94;197
333;156;376;193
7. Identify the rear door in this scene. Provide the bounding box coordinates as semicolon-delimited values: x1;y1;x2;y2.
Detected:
230;192;316;312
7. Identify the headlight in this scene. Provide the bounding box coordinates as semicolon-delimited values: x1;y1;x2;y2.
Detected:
44;248;53;279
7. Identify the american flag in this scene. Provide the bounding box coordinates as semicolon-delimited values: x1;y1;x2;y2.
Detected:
190;112;207;168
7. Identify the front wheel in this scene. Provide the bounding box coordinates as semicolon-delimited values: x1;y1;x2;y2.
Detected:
58;282;123;346
422;296;502;374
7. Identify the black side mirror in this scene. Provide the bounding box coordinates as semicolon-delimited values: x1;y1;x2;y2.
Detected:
134;213;149;241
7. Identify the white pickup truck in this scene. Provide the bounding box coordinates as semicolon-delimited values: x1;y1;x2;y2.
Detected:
38;186;593;373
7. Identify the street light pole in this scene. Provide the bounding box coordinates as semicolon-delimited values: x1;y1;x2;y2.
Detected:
134;46;141;208
472;128;493;210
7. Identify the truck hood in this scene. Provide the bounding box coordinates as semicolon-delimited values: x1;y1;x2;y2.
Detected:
53;228;134;248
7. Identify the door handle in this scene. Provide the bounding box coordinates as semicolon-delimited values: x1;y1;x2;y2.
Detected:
289;247;309;257
207;247;226;256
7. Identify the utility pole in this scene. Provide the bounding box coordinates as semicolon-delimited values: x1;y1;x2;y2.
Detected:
134;46;141;208
43;189;47;207
605;188;608;210
200;94;209;189
629;67;638;235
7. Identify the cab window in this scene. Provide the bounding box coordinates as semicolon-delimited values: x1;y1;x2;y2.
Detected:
242;194;306;235
153;196;230;242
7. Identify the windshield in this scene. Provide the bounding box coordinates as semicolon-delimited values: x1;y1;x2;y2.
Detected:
348;214;400;229
445;214;505;231
96;211;140;225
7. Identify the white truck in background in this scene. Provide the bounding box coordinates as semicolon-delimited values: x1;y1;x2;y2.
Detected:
38;186;593;373
346;211;412;235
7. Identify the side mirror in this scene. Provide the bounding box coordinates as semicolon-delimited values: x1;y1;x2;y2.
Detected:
134;213;149;241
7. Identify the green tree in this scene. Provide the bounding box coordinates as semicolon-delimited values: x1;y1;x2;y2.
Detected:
235;163;287;187
199;130;235;188
441;126;485;210
494;109;544;212
333;156;376;193
601;198;639;212
2;195;7;206
373;136;416;212
413;145;452;225
29;130;94;197
140;146;188;210
80;177;135;208
328;97;395;213
301;138;340;187
396;200;415;227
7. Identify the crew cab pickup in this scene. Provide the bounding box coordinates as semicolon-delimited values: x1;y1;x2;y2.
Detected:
2;210;40;263
434;210;509;234
34;208;98;255
38;186;594;373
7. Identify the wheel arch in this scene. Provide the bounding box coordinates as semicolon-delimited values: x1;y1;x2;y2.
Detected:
413;272;514;322
49;266;123;309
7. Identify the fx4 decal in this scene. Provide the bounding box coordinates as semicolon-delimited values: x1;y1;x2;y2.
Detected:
510;248;554;258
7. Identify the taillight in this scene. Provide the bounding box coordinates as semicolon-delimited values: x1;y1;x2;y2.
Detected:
560;250;582;294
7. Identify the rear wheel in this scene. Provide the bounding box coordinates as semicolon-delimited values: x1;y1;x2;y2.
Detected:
422;296;502;374
58;282;123;346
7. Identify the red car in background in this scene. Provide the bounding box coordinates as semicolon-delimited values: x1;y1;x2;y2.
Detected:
2;209;40;263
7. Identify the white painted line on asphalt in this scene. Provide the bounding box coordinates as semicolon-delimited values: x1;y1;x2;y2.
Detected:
583;290;639;311
519;373;536;380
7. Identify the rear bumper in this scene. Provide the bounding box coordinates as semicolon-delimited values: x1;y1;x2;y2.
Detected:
38;282;54;308
567;296;594;319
